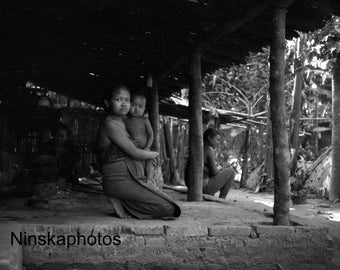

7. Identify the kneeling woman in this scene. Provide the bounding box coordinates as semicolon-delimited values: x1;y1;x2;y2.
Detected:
96;85;181;219
202;128;236;199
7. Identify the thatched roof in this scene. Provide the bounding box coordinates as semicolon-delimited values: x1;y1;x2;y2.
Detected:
1;0;340;106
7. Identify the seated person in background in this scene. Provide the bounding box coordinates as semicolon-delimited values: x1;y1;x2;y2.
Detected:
185;127;235;199
37;122;80;188
202;128;236;199
124;92;155;181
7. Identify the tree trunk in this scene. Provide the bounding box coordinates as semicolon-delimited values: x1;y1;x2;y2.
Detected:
330;53;340;201
269;3;291;225
289;35;304;175
187;49;203;201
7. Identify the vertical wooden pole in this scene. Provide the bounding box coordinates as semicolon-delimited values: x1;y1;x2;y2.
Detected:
240;125;251;188
313;93;319;156
187;48;203;201
264;94;274;185
149;80;160;153
164;118;177;184
330;52;340;201
269;1;292;225
289;35;304;175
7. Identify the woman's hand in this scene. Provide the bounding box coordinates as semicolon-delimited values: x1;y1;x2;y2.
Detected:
152;156;160;167
149;151;159;160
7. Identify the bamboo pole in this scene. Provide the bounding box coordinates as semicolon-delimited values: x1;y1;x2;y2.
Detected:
269;0;292;226
187;48;203;202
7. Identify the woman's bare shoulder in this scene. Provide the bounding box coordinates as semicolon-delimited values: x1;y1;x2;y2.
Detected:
103;117;124;130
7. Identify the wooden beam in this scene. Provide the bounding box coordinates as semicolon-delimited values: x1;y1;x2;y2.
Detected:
187;49;203;202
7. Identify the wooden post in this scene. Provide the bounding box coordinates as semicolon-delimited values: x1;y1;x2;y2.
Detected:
330;52;340;201
149;80;160;153
264;94;274;186
187;48;204;201
269;0;292;225
164;118;178;184
240;125;251;188
289;35;304;175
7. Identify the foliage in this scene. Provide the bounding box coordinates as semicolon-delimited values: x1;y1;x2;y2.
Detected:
201;16;340;186
203;48;269;113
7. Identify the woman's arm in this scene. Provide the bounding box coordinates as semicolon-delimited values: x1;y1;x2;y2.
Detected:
105;120;158;160
206;147;219;176
144;119;154;150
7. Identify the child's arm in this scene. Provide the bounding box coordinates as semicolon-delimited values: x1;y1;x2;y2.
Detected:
105;119;158;160
144;118;154;150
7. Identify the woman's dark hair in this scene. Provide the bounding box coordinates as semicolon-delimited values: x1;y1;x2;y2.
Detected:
203;127;219;142
51;122;71;137
103;84;130;101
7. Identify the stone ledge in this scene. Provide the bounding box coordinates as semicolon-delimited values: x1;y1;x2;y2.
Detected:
164;225;208;237
0;221;22;270
208;226;251;236
121;225;164;235
2;221;333;269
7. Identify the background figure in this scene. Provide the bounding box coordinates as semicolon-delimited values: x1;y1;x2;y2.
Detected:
203;128;235;199
124;93;155;181
37;122;80;188
185;127;235;199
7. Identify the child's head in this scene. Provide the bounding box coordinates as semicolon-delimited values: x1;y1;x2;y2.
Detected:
104;84;131;116
51;123;70;145
129;93;147;117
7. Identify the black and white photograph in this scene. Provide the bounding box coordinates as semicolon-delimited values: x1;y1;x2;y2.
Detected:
0;0;340;269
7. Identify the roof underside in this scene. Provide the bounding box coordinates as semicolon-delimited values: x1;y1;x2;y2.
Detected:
1;0;340;106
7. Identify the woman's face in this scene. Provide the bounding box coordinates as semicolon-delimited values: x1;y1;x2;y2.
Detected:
107;88;131;116
208;134;220;149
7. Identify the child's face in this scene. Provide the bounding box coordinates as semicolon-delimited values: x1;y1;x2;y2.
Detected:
130;95;146;117
54;129;67;146
107;88;131;116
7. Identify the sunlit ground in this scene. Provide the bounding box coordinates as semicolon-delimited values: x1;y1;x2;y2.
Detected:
321;210;340;222
254;199;340;222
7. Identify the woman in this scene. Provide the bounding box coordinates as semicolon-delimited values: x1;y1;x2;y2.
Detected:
96;85;181;219
202;128;236;199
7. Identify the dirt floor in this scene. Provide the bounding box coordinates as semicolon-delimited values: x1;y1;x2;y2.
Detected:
1;184;339;235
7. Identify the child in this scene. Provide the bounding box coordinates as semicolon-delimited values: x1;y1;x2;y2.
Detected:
124;93;155;181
